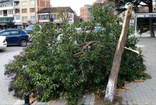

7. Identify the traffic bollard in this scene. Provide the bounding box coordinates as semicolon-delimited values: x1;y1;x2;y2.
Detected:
24;92;30;105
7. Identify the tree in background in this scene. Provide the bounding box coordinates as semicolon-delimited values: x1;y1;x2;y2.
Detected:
114;0;155;37
94;0;155;37
57;7;69;24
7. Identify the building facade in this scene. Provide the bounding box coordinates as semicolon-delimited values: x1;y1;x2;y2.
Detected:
15;0;50;27
38;7;75;25
0;0;14;28
80;5;91;22
0;0;50;29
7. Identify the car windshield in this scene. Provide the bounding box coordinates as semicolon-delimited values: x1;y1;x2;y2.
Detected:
26;25;34;30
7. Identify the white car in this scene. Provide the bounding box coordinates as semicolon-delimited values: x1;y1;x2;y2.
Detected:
0;36;7;50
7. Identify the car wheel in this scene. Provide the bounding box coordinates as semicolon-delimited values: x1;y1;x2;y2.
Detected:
20;40;27;47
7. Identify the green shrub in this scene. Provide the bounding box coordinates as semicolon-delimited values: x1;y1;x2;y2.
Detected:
4;2;150;105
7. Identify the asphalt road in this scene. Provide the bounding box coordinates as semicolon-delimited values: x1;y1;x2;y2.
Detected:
0;46;24;105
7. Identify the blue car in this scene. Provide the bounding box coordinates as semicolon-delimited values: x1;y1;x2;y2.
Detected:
0;29;29;47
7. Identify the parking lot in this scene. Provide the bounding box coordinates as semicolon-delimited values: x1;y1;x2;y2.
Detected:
0;46;24;105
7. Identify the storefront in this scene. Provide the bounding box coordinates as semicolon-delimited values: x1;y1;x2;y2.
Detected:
134;13;156;34
14;23;22;29
0;17;14;29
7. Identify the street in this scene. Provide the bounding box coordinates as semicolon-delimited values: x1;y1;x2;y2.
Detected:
0;46;24;105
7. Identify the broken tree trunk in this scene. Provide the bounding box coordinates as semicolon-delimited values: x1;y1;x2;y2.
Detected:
104;5;132;102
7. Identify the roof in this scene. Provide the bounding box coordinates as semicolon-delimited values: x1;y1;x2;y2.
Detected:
38;7;75;14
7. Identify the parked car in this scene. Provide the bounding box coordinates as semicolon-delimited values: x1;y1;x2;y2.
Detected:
0;36;7;50
25;25;34;34
0;29;29;47
25;25;34;41
25;25;42;41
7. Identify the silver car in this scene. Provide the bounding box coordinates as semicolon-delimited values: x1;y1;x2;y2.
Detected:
0;36;7;50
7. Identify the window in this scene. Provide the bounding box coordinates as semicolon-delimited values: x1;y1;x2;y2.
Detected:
15;9;20;13
8;10;13;15
22;16;27;20
1;31;10;36
30;16;36;20
68;14;73;19
39;15;49;20
10;31;19;35
21;1;27;6
15;16;20;20
30;8;35;13
14;2;19;7
53;14;57;20
22;9;27;13
29;0;35;5
3;10;7;16
68;19;72;21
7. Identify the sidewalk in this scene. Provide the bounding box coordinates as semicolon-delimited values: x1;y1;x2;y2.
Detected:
118;35;156;105
132;32;151;38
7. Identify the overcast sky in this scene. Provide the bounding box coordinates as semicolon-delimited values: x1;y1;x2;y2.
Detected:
50;0;96;16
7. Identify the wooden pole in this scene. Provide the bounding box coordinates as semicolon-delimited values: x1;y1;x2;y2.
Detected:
104;5;132;102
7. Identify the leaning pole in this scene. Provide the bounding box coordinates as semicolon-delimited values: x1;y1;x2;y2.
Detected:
104;5;132;102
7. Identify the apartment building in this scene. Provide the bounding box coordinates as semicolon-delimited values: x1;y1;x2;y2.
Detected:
38;7;75;25
0;0;50;28
80;5;92;22
0;0;14;28
16;0;50;27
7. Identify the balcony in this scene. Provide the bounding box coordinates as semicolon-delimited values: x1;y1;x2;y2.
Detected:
15;13;20;15
14;5;19;8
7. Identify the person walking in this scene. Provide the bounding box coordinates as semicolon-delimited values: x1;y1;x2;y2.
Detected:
139;26;143;37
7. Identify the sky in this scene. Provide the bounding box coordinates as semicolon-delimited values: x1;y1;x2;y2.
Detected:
50;0;96;16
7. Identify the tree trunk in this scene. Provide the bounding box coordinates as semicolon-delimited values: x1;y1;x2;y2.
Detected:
149;1;155;37
149;18;155;37
104;5;132;102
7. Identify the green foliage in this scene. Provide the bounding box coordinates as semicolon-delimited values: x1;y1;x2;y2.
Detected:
4;2;150;105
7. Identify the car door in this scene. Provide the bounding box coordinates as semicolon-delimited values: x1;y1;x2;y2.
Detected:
9;30;21;44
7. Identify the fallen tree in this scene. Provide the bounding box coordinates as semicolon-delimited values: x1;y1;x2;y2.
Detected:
4;2;150;105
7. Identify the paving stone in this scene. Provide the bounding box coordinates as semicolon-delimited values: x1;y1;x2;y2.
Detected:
118;36;156;105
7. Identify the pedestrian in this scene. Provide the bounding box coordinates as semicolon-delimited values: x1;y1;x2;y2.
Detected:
139;26;143;37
